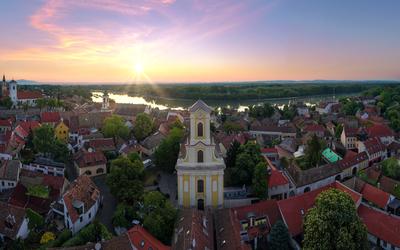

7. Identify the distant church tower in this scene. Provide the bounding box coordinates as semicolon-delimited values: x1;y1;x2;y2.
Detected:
101;91;110;111
1;75;6;97
176;100;225;209
9;79;18;103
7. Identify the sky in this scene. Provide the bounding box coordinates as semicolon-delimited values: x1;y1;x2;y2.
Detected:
0;0;400;83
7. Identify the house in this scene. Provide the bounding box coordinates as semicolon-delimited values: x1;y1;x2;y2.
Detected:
0;202;29;241
41;112;61;126
74;149;107;176
61;175;101;234
340;126;358;150
24;156;65;176
0;118;12;133
261;147;279;166
358;137;387;164
361;183;392;210
0;160;20;192
87;138;116;152
336;151;369;178
128;225;170;250
216;132;248;157
172;209;214;250
9;169;68;215
358;204;400;250
55;120;69;142
303;124;325;138
249;124;296;141
277;181;361;239
316;101;338;114
267;166;289;200
366;124;395;145
296;103;309;117
140;131;166;156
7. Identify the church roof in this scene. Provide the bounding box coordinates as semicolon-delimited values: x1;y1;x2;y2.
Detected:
188;100;213;113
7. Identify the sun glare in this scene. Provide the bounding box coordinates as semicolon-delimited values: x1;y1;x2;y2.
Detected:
135;63;143;74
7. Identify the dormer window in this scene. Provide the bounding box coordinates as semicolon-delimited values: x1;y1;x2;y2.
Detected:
197;122;203;137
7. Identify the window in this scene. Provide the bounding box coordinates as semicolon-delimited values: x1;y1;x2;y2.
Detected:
140;240;145;247
96;168;104;174
88;213;91;219
184;181;188;192
197;179;204;193
80;217;83;223
85;170;92;175
304;187;311;193
197;122;203;137
197;150;204;163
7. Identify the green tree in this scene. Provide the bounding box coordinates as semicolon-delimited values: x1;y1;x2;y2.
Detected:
36;98;47;111
134;113;153;141
269;220;291;250
0;97;13;109
225;140;241;169
231;142;263;186
335;124;343;139
26;208;45;230
127;152;141;162
112;203;136;228
304;134;324;169
142;191;177;245
342;100;363;116
106;156;144;204
303;189;368;250
33;124;55;154
102;115;130;143
381;157;400;180
154;127;184;173
51;139;70;162
252;162;268;199
222;121;243;134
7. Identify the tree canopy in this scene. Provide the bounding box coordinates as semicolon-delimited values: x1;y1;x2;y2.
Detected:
154;127;184;173
381;157;400;181
106;156;144;204
32;125;69;162
249;102;276;119
102;115;130;142
269;220;291;250
134;113;154;141
231;142;263;186
252;162;268;199
303;189;368;250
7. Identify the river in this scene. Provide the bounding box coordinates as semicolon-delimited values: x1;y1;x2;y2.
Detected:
92;91;356;111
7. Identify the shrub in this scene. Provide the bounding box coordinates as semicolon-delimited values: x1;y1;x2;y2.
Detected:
40;232;56;244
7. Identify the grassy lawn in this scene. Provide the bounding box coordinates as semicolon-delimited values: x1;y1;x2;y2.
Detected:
26;184;50;198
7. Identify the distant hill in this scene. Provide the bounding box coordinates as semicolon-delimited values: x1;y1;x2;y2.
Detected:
16;79;41;85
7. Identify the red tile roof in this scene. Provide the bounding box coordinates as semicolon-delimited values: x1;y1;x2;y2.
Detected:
367;124;394;138
17;120;40;134
261;147;278;154
74;149;107;168
0;202;27;240
361;183;390;209
88;138;116;151
17;90;43;100
278;182;361;236
343;126;358;137
127;225;170;250
337;152;368;171
363;137;386;155
358;204;400;247
63;175;100;223
268;168;289;188
41;112;61;123
0;118;12;127
304;124;325;133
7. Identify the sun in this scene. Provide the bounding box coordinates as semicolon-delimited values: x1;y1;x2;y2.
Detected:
135;63;144;75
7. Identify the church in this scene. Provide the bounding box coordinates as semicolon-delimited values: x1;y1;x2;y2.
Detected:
1;75;43;108
176;100;225;210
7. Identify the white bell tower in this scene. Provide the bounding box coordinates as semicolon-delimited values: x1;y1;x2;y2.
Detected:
101;91;110;111
9;79;18;103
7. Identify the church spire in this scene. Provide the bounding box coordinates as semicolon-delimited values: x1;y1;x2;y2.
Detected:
2;74;5;83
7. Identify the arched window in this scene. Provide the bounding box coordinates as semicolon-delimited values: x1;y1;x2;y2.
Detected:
84;170;92;176
197;180;204;193
197;150;204;163
304;187;311;193
197;122;204;137
96;168;104;174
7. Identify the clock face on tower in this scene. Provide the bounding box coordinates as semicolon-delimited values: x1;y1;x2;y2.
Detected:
176;100;225;210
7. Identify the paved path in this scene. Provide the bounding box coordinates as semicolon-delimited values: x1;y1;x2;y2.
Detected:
92;175;117;233
158;172;177;206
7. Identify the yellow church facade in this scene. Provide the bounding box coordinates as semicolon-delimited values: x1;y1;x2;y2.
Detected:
176;100;225;209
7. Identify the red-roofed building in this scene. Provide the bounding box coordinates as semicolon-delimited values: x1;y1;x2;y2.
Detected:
277;181;362;237
341;126;358;150
127;225;170;250
303;124;325;138
2;78;43;108
61;175;100;234
73;149;107;177
87;138;116;152
261;147;279;165
265;156;289;200
0;118;12;132
41;112;61;126
366;124;395;145
358;204;400;249
358;137;387;164
361;183;391;210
